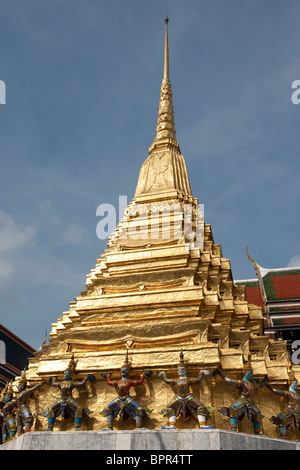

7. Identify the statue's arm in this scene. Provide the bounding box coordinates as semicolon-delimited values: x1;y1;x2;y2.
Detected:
75;374;95;387
193;370;205;384
76;377;88;387
132;375;145;386
213;369;240;386
4;400;16;413
133;370;153;386
157;371;173;385
264;382;287;397
101;372;114;386
49;377;59;387
16;390;30;405
28;381;45;395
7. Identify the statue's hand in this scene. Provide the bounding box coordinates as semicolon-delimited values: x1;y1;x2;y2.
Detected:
87;374;96;382
101;372;111;378
49;376;57;385
157;371;166;378
202;369;212;376
143;370;153;377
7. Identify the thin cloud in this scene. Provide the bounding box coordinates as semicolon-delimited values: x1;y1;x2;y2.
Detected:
0;211;36;283
59;223;86;246
287;255;300;268
0;211;36;252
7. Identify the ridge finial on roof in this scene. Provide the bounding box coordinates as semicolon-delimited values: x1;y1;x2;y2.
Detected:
246;247;270;326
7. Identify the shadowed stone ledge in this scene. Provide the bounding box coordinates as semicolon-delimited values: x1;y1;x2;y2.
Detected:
1;429;299;451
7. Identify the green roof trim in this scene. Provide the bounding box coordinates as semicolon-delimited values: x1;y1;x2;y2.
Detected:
235;280;259;288
263;269;300;277
272;318;285;326
269;306;300;313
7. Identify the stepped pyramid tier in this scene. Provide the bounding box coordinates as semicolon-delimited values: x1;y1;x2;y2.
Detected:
22;18;299;438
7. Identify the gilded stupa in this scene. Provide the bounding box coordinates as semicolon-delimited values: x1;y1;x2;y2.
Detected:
24;18;298;438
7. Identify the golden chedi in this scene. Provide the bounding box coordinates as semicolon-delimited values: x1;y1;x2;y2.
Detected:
21;17;299;439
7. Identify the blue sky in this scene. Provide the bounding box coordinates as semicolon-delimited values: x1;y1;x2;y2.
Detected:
0;0;300;349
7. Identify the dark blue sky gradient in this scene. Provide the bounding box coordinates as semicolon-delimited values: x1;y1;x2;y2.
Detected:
0;0;299;348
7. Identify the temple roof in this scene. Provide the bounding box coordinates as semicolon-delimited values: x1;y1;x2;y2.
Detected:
235;266;300;328
236;266;300;303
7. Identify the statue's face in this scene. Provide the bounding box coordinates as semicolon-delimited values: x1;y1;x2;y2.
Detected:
290;380;299;393
4;393;11;403
243;370;253;381
17;382;25;392
121;367;129;378
177;366;187;378
64;370;72;381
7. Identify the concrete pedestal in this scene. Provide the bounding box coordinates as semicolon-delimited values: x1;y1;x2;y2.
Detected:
1;429;299;451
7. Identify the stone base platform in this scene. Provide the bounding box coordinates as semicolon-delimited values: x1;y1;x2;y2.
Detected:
1;429;299;451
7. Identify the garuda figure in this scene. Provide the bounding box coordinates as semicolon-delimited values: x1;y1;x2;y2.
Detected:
14;368;44;435
265;362;300;439
157;350;214;429
40;355;95;431
0;382;17;443
215;356;264;434
100;352;153;430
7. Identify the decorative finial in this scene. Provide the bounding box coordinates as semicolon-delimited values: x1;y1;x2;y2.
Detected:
164;15;169;80
66;354;76;375
178;349;185;366
122;349;130;368
151;14;176;144
19;367;27;385
242;353;253;373
0;382;8;401
246;247;270;327
246;246;257;269
42;331;47;347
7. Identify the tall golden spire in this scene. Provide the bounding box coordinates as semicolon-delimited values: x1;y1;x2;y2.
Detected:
134;16;192;201
152;16;177;147
164;15;169;80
